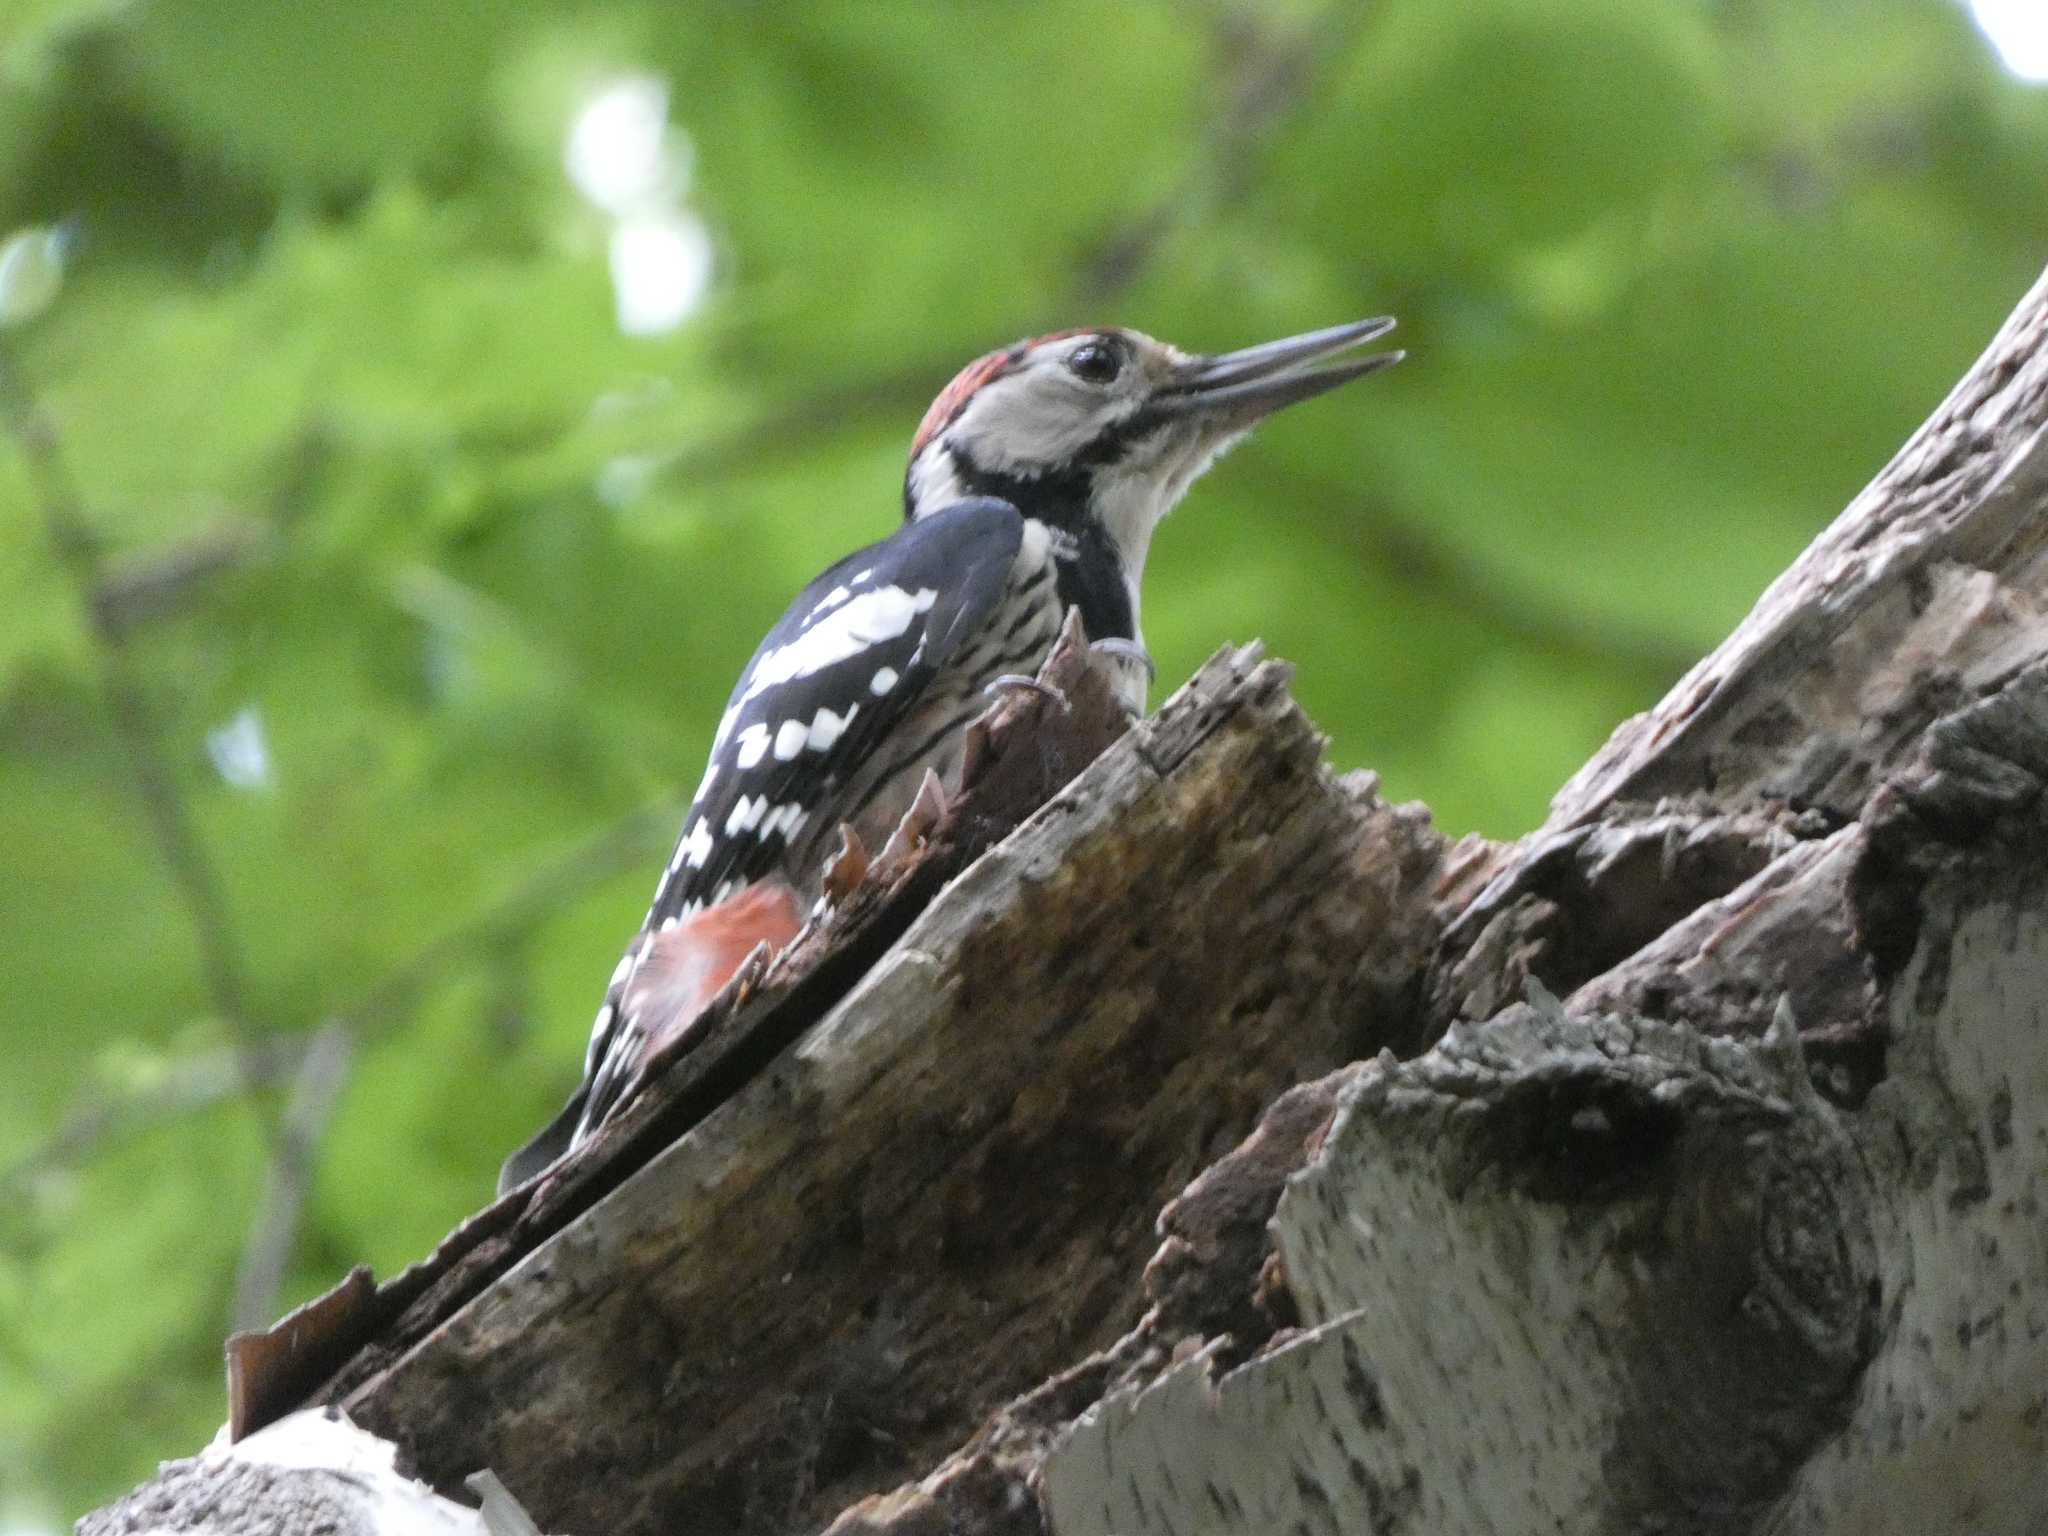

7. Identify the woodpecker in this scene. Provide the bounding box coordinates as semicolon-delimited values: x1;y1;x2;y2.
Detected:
499;317;1402;1191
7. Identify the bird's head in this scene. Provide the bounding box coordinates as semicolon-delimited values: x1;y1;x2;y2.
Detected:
903;318;1402;585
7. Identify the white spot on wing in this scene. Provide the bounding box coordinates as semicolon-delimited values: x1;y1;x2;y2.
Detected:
805;585;853;625
741;586;928;703
734;723;771;770
870;666;899;696
725;795;766;836
680;816;715;868
760;800;806;841
773;718;808;761
809;704;855;752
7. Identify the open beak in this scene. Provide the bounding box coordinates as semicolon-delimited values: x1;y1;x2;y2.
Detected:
1162;317;1402;426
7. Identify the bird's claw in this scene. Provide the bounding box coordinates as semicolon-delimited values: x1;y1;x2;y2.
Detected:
1090;636;1155;682
984;673;1070;712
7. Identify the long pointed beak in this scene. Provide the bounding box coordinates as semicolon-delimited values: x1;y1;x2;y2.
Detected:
1161;317;1403;424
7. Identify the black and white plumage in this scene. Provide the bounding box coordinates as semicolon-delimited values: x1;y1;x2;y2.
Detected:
647;499;1035;926
499;317;1402;1191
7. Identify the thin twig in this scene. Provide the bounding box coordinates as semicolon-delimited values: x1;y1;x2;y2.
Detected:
2;1036;309;1199
92;518;275;637
342;801;676;1035
1076;0;1376;302
2;800;674;1192
0;342;256;1043
231;1023;355;1331
1254;455;1702;686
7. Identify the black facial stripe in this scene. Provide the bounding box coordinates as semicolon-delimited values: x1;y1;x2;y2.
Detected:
945;443;1089;527
1071;405;1168;468
941;446;1137;644
1052;519;1136;643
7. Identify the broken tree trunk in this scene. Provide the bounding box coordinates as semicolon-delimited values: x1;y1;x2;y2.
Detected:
83;266;2048;1536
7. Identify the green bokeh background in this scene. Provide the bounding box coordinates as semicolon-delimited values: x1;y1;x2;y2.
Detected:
0;0;2042;1521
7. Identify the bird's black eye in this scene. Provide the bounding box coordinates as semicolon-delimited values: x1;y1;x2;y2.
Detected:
1066;340;1122;384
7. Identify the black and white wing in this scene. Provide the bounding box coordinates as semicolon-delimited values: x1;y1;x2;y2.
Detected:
498;497;1025;1190
644;494;1025;925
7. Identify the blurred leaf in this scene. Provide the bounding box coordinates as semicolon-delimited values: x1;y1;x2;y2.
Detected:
115;0;546;187
2;0;2045;1516
1264;0;1725;269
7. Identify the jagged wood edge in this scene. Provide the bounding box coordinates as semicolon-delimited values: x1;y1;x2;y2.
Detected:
1040;655;2048;1536
829;264;2048;1534
331;643;1450;1531
256;618;1133;1420
100;269;2048;1536
1431;264;2048;1029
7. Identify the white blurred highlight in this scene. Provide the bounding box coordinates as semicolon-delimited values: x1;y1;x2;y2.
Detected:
207;707;273;792
1970;0;2048;82
610;211;714;337
565;74;713;335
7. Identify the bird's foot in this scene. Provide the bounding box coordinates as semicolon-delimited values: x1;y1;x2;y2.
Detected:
983;673;1070;713
1090;635;1155;683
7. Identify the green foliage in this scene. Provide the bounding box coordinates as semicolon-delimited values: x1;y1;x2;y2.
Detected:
0;0;2042;1520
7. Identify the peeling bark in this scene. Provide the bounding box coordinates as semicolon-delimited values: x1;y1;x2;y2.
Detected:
85;268;2048;1536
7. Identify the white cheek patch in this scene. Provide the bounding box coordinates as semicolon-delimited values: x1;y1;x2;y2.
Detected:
951;370;1141;478
906;446;965;519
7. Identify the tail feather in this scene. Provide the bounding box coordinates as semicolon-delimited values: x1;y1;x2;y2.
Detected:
498;881;803;1194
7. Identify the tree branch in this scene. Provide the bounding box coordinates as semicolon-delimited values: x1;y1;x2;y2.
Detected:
0;343;255;1044
231;1025;356;1333
1;800;670;1193
82;268;2048;1536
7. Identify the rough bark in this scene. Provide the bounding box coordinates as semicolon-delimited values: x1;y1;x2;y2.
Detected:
78;1410;508;1536
83;267;2048;1535
1034;267;2048;1536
